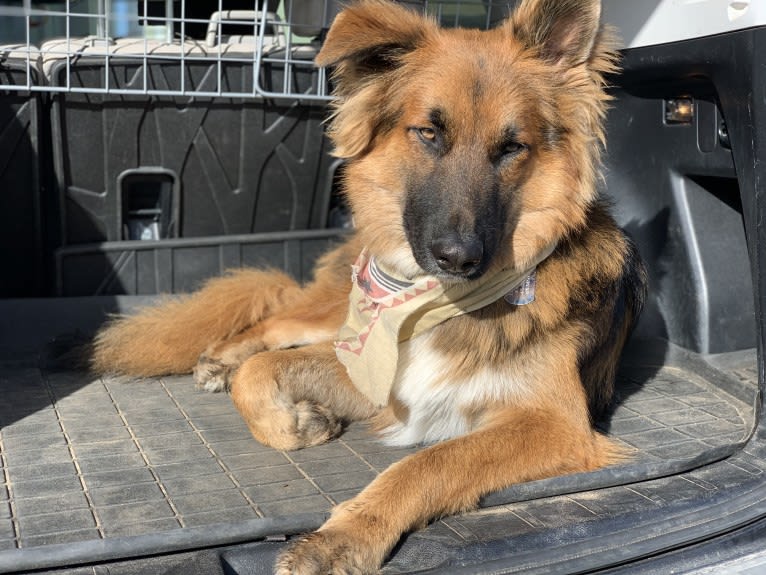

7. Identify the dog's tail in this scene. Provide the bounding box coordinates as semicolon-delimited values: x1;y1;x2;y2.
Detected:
89;269;301;377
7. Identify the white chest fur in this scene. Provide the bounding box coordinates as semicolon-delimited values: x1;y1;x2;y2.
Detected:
380;332;533;446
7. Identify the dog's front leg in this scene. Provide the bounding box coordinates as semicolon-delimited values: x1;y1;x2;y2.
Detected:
275;405;623;574
229;342;377;451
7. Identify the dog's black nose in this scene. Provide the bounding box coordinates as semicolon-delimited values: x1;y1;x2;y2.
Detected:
431;233;484;276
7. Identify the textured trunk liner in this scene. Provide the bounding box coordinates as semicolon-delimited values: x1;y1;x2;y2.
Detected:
0;339;756;569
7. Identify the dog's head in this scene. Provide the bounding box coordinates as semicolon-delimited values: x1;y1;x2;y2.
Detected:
317;0;618;280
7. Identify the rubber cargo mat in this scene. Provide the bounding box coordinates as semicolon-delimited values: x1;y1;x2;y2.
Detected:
0;339;756;568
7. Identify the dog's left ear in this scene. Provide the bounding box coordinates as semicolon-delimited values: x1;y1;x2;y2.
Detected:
316;0;433;95
510;0;602;67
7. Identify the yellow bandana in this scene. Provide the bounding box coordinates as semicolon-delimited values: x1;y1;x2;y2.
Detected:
334;247;554;407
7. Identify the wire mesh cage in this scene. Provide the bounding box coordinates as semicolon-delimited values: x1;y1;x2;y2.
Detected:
0;0;513;100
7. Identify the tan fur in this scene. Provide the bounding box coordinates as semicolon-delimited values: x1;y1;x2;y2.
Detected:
90;268;301;376
90;1;647;573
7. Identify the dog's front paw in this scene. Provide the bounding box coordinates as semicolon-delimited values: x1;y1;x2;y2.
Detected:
275;530;380;575
193;355;233;392
292;401;344;448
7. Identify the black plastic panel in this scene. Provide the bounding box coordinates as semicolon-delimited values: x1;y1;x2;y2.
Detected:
48;53;333;246
0;61;42;297
603;79;755;354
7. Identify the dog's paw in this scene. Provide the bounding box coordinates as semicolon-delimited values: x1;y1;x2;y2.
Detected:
193;355;233;392
292;401;344;448
275;531;378;575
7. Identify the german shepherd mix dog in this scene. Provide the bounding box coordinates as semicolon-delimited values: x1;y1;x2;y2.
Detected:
91;0;647;572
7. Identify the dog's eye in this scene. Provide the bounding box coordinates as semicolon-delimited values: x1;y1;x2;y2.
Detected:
418;127;437;142
502;141;526;156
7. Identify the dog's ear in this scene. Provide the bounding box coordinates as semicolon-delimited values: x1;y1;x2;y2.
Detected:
316;1;434;158
316;0;432;94
510;0;602;67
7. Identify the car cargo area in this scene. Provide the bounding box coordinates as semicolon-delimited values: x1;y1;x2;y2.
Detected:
1;1;766;574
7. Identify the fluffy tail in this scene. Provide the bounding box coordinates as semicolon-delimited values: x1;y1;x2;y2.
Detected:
89;269;301;377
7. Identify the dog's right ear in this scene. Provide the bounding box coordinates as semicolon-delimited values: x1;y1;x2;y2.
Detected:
316;0;432;96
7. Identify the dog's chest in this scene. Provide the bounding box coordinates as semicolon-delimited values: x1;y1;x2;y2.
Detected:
380;333;532;446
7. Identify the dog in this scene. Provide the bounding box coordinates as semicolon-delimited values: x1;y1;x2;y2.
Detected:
90;0;647;572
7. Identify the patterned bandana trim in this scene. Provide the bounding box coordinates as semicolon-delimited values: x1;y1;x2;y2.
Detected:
354;257;414;300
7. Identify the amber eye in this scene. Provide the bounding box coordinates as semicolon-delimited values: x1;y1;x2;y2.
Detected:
418;127;436;141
